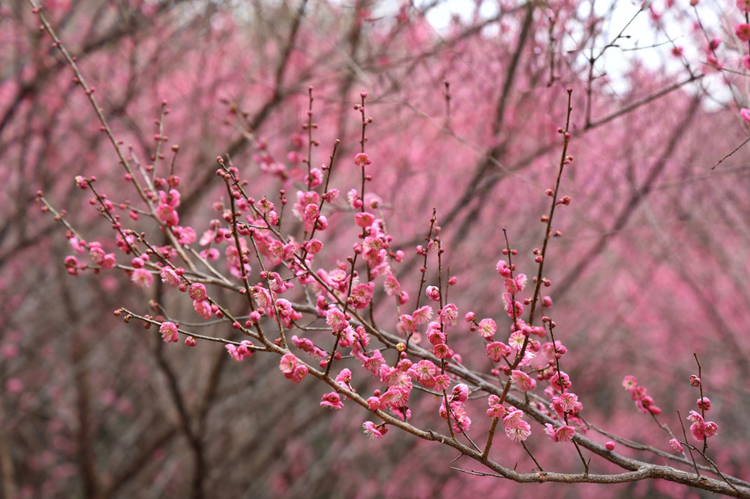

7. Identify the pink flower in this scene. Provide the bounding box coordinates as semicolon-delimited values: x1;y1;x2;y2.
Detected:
689;375;701;387
736;23;750;41
740;0;750;11
496;260;511;278
69;236;86;255
439;303;458;326
189;283;207;301
279;353;297;374
354;212;375;227
508;331;526;350
326;308;348;333
486;341;511;362
155;203;179;226
545;423;575;443
433;343;453;359
511;370;537;392
184;336;197;347
433;374;451;391
487;404;504;418
384;272;401;296
354;153;372;167
226;340;254;362
697;397;711;411
367;396;382;410
550;371;572;392
131;268;153;287
504;274;527;294
159;321;179;343
502;293;523;318
425;286;441;302
622;375;638;391
410;360;438;381
605;441;616;451
193;299;212;319
687;410;718;441
559;392;578;413
741;108;750;125
160;267;180;287
669;438;683;453
286;364;309;383
426;323;445;346
320;392;344;409
452;410;472;434
362;350;386;376
704;421;719;438
503;409;531;442
176;226;196;245
412;306;433;325
477;318;497;340
335;368;352;389
451;384;469;403
399;314;416;333
362;421;387;440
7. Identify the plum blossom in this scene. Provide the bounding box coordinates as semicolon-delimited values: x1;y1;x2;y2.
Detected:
439;303;458;326
285;364;309;383
496;260;511;277
545;423;575;443
354;153;371;167
425;286;441;302
412;306;433;325
159;321;179;343
486;341;511;362
669;438;684;453
335;368;353;390
355;212;375;228
225;340;254;362
508;331;526;350
189;283;207;301
326;308;348;333
687;411;718;441
193;299;212;319
510;370;536;392
504;274;527;294
409;360;438;382
433;343;453;359
697;397;711;411
559;392;578;413
384;272;401;296
433;375;451;391
362;421;387;440
550;371;572;391
320;392;344;409
736;23;750;41
622;375;638;391
160;267;180;287
155;203;179;226
279;353;297;374
503;409;531;442
477;318;497;340
131;268;153;287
